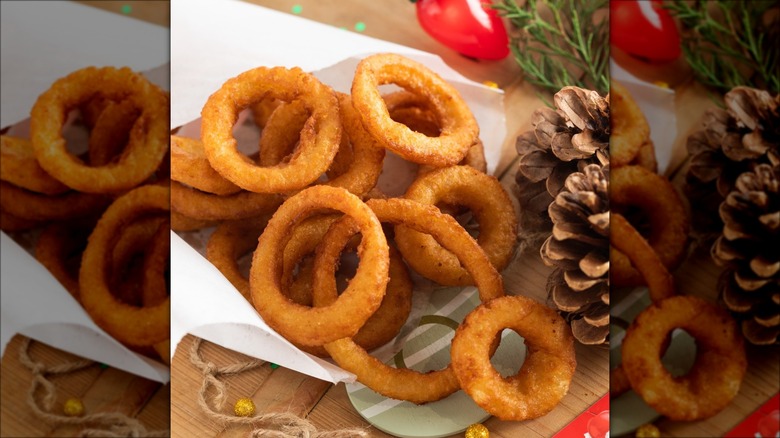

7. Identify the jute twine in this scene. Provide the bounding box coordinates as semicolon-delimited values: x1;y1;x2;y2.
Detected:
19;338;169;437
189;338;369;437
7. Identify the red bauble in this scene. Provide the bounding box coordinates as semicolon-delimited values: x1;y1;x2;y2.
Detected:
758;410;780;438
587;410;610;438
415;0;509;60
611;0;681;62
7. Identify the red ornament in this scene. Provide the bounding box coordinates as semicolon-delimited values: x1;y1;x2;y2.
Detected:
415;0;509;60
758;410;780;438
611;0;681;62
587;410;610;438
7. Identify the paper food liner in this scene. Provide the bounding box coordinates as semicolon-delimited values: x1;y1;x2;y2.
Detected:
0;64;171;383
609;286;696;436
171;53;506;385
611;59;678;175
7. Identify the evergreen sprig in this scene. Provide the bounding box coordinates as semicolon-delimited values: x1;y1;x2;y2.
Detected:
665;1;779;94
494;0;609;97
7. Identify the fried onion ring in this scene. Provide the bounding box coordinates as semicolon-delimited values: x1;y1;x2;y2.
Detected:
611;213;675;302
382;91;487;175
0;210;42;232
35;220;95;299
170;136;241;196
87;99;140;166
1;135;69;195
450;295;576;421
170;181;281;221
30;66;169;193
610;166;689;287
206;216;270;301
249;185;389;347
621;295;747;420
170;209;216;232
201;66;341;193
610;81;650;168
311;216;413;354
395;166;518;286
321;197;504;404
79;184;170;347
0;181;110;221
351;53;478;166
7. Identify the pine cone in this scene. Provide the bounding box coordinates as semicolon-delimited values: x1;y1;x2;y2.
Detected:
515;87;609;233
712;164;780;345
541;164;610;345
685;87;780;234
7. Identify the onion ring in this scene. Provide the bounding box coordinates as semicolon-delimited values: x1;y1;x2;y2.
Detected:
201;66;341;193
450;295;576;420
321;197;504;404
140;219;170;307
170;135;242;196
170;209;216;232
611;213;675;302
351;53;479;166
206;216;271;301
108;216;168;306
621;295;747;420
383;90;487;175
0;135;69;195
87;99;140;166
0;210;42;232
170;180;281;221
249;185;389;347
629;139;657;173
610;165;689;287
0;181;110;221
35;220;95;300
311;216;413;355
610;81;649;167
30;66;169;193
395;165;518;286
79;184;170;347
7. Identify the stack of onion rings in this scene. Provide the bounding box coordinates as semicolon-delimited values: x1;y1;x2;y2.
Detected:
173;55;566;416
1;66;171;363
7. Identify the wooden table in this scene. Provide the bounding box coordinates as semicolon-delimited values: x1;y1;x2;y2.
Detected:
0;2;170;437
169;1;607;437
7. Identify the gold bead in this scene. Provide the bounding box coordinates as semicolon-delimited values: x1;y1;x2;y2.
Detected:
465;423;489;438
233;397;255;417
636;423;661;438
482;80;499;89
63;397;84;417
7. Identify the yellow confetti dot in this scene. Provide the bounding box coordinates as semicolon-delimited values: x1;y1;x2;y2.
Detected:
63;397;84;417
234;397;256;417
635;423;661;437
465;423;489;438
653;81;670;89
482;80;499;89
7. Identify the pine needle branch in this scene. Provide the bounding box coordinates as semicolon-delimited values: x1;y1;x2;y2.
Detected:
494;0;609;97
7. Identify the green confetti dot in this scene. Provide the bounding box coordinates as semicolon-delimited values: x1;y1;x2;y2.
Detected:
291;4;303;14
120;4;132;15
99;363;109;369
270;363;280;369
354;22;366;32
